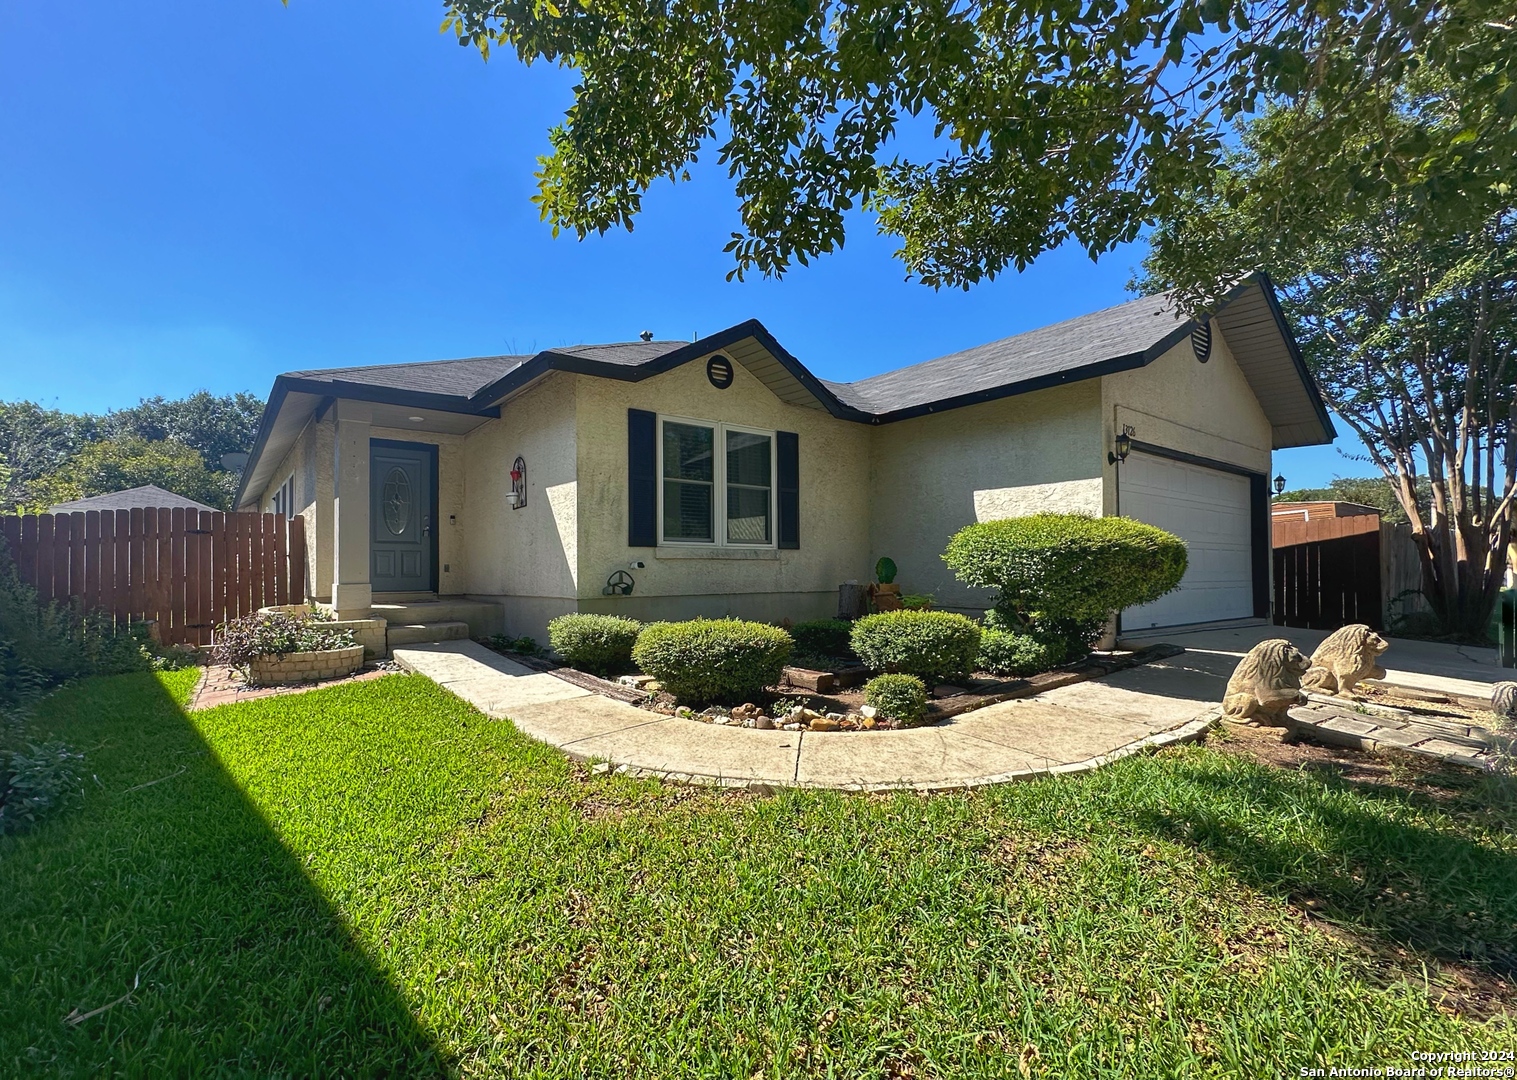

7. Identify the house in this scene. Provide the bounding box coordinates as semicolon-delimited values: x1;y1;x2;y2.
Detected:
48;484;217;516
233;274;1334;644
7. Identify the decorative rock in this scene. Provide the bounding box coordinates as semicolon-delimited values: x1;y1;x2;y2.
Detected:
782;722;804;731
1300;624;1389;696
755;714;775;730
809;716;841;732
731;703;761;722
1221;639;1312;726
796;707;822;723
860;705;877;718
1494;682;1517;721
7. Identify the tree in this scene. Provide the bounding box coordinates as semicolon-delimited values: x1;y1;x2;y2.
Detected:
103;391;263;471
1140;95;1515;638
0;393;259;513
441;0;1514;286
0;403;98;512
32;437;228;512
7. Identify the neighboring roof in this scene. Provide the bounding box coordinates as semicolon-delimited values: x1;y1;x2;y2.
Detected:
49;484;217;515
236;273;1335;507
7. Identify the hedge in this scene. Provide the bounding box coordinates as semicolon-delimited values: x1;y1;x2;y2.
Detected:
788;618;854;660
864;674;928;726
942;513;1187;624
631;619;793;706
547;614;643;677
849;610;981;685
977;627;1066;677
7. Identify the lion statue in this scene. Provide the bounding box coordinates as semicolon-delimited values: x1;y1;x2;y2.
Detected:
1221;639;1313;726
1300;624;1388;697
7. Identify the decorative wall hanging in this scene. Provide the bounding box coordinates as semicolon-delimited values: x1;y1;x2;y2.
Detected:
508;456;527;509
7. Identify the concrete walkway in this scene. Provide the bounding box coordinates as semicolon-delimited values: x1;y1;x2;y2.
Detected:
1120;621;1506;702
392;640;1220;792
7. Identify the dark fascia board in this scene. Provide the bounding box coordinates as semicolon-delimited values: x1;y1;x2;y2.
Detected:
233;374;502;507
465;319;877;423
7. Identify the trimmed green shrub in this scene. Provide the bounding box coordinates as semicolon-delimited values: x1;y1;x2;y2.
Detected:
632;619;793;706
849;610;981;685
864;674;928;727
977;627;1066;677
788;618;854;660
982;607;1102;664
942;513;1187;625
547;614;641;676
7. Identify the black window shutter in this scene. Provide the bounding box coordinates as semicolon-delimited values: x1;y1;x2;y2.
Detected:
777;431;799;549
628;409;657;547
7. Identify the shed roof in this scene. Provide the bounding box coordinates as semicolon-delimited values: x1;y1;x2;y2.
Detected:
48;484;217;515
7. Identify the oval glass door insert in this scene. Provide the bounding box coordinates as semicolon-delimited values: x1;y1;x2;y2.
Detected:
383;467;411;535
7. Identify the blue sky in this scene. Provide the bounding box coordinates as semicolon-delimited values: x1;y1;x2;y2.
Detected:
0;0;1362;486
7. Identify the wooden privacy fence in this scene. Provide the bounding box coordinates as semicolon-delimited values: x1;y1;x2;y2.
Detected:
1;510;307;647
1272;508;1384;631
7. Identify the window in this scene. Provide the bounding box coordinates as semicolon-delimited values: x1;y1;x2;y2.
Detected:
270;475;296;520
659;418;773;546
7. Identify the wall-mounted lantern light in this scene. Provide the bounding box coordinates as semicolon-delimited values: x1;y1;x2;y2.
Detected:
1108;425;1135;465
1274;473;1287;495
507;456;527;509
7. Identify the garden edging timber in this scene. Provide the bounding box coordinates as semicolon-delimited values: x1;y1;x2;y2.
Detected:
393;640;1221;792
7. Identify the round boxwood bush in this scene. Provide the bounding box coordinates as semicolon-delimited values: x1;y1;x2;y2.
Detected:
943;513;1187;624
977;626;1066;677
631;618;793;706
864;674;929;727
547;613;643;676
849;610;981;685
788;618;854;660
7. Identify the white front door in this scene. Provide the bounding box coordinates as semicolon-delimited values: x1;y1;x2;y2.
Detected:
1121;453;1256;630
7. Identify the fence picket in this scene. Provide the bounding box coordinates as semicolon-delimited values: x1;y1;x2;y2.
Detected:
84;511;101;612
53;513;73;601
100;511;117;631
36;514;55;603
288;515;307;604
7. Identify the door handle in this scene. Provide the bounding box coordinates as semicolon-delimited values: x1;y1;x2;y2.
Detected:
422;514;431;537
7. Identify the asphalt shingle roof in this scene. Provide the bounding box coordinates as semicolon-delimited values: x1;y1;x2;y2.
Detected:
833;293;1187;414
49;484;217;515
280;299;1187;415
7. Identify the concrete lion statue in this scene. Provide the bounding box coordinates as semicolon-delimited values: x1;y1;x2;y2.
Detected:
1300;624;1388;697
1221;639;1312;726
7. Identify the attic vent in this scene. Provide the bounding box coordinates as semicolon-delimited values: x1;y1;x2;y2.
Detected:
639;330;653;342
1191;320;1213;363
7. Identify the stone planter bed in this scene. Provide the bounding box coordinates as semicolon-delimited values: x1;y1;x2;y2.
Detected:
475;638;1187;732
625;644;1186;732
248;644;366;687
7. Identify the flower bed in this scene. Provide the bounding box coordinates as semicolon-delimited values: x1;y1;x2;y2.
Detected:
215;609;362;687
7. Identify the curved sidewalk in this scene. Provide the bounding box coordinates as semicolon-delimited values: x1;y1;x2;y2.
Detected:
393;639;1220;792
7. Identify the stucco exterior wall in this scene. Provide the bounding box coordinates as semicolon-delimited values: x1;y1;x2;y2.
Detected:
573;355;873;628
254;417;330;603
867;381;1105;614
461;373;579;634
1100;328;1273;508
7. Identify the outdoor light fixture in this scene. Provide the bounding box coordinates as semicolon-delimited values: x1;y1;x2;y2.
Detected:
1108;425;1135;465
1274;473;1287;495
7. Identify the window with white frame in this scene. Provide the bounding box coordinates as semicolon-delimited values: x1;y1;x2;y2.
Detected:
270;475;296;520
659;418;773;546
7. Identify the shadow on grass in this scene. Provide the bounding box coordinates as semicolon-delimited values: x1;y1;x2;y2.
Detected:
1133;752;1517;979
0;669;444;1075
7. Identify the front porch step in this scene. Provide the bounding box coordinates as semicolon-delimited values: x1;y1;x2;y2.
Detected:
371;599;504;639
386;621;471;647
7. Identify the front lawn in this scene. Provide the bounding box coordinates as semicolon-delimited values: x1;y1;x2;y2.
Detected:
3;670;1513;1076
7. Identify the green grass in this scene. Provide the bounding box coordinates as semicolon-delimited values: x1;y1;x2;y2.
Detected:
3;671;1514;1076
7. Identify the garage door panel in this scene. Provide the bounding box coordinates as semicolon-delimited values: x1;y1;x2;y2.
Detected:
1121;454;1256;630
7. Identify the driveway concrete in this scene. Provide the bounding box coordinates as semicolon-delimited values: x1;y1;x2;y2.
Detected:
393;640;1218;792
1119;621;1504;701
